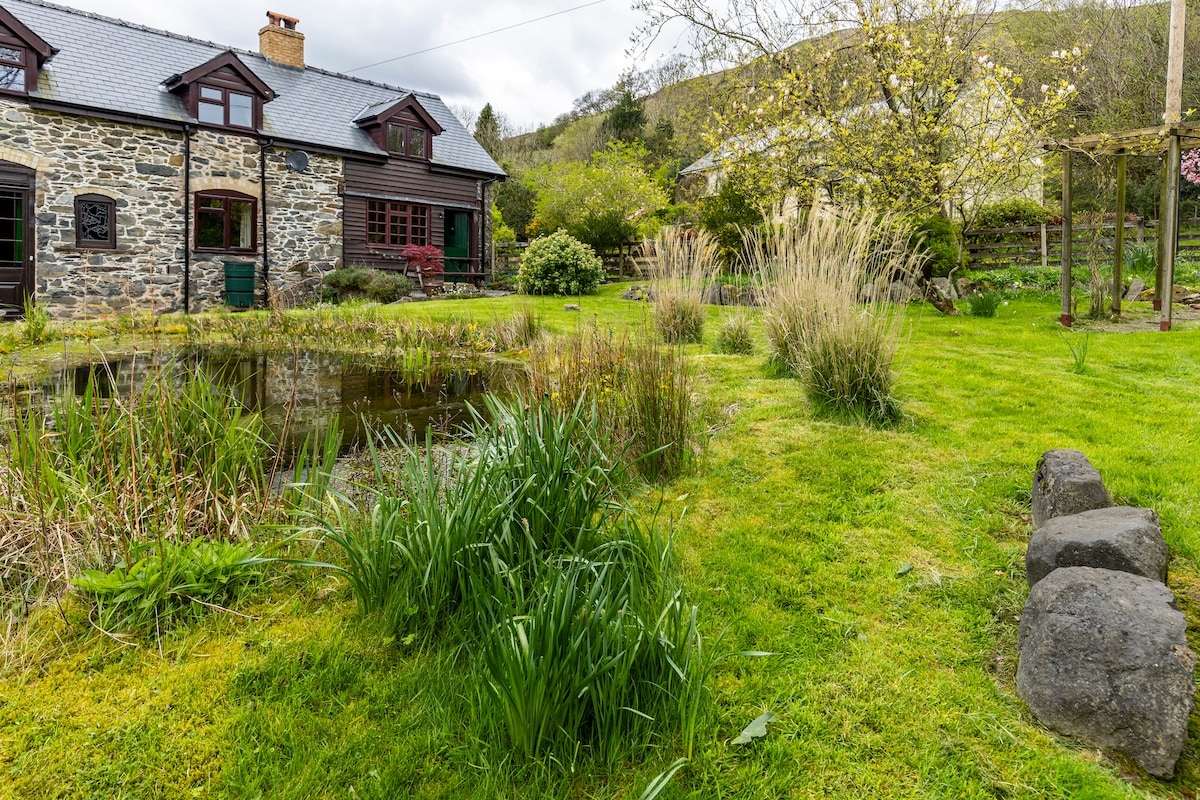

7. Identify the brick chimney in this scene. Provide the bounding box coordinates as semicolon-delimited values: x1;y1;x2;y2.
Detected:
259;11;304;68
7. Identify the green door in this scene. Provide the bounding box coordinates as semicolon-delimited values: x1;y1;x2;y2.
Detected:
444;212;470;282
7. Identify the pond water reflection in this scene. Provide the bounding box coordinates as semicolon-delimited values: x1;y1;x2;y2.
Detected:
46;348;519;456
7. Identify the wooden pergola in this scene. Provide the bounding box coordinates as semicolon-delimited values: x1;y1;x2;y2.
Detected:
1045;123;1200;330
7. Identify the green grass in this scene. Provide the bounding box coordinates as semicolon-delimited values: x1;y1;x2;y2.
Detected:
3;288;1200;798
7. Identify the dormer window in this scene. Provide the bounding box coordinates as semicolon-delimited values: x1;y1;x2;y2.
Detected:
355;94;443;160
165;51;275;133
0;7;55;96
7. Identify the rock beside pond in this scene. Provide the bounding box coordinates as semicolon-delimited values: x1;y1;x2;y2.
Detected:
1017;566;1195;779
1026;506;1167;587
1031;449;1111;529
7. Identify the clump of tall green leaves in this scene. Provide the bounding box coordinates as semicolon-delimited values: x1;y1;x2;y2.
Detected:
748;208;921;425
652;229;719;344
309;395;728;764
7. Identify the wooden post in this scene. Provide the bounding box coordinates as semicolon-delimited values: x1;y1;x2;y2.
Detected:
1156;159;1168;310
1137;217;1145;244
1166;0;1186;124
1112;153;1127;316
1161;133;1182;331
1061;151;1073;326
1040;223;1048;269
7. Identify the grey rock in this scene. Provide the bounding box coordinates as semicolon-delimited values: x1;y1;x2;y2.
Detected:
931;276;958;300
134;162;178;177
564;303;581;312
704;283;723;305
740;285;762;307
1026;506;1167;587
1031;449;1111;529
887;280;918;303
720;285;740;306
1017;567;1195;778
1125;278;1147;302
956;277;975;297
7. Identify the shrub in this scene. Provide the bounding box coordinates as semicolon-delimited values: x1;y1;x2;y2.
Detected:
966;291;1002;317
517;230;606;295
715;313;755;354
322;266;411;304
909;215;960;279
973;199;1053;233
698;180;765;268
401;244;445;284
653;230;719;344
748;208;921;425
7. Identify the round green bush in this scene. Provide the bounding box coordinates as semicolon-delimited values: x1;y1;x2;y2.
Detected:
517;230;606;296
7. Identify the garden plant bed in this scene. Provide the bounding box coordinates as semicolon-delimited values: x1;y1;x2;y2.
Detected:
2;284;1200;798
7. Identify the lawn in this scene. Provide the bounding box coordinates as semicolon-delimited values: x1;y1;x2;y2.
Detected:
2;285;1199;799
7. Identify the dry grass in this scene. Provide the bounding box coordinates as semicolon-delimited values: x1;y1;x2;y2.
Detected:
746;206;923;424
650;230;720;344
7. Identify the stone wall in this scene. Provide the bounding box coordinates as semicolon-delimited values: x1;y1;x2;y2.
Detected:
0;98;343;319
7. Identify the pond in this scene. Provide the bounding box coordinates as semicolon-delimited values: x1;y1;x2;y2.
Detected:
44;348;520;457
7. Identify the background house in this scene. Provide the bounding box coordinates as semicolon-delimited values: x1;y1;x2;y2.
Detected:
0;1;504;319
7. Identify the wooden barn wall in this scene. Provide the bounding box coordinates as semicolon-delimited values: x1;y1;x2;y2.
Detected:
343;157;480;272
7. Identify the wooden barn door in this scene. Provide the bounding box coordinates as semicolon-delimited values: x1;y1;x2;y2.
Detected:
0;161;33;318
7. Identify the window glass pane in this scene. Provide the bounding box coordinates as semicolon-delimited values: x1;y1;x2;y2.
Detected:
196;211;224;249
229;93;253;128
0;47;22;64
407;128;426;158
0;65;24;92
78;200;111;244
230;200;253;249
387;124;404;153
198;101;224;125
200;196;224;209
200;86;223;101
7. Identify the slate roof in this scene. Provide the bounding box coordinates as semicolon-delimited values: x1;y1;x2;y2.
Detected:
4;0;505;176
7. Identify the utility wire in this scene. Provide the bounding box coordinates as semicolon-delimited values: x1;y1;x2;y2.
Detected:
347;0;609;72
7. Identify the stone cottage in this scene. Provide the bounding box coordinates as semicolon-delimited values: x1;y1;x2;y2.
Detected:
0;1;505;318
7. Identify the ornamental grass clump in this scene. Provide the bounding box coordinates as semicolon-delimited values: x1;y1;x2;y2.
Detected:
748;207;921;425
714;312;755;355
651;230;719;344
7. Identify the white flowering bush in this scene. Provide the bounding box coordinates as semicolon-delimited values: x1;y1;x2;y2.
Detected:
517;230;606;296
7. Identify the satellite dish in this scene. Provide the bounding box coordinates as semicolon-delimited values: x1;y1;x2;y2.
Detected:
285;150;310;172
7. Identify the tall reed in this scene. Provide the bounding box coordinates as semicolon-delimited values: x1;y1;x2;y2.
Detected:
651;230;720;344
747;207;921;424
527;325;695;480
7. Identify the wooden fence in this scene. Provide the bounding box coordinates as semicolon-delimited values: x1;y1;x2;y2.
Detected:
962;218;1200;269
494;241;653;280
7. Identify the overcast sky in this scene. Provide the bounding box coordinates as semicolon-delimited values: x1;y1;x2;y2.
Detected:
52;0;681;131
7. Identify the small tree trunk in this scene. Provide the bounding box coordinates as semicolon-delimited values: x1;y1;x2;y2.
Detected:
922;277;958;315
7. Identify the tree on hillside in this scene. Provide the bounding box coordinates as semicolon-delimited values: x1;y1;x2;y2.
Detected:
602;89;648;143
634;0;1080;224
474;103;504;160
524;142;669;250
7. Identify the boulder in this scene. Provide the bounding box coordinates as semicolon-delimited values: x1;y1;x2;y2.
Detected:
704;283;723;306
1124;278;1147;302
563;303;581;312
740;285;762;307
1026;506;1167;587
1031;449;1111;529
1017;567;1195;779
956;277;975;298
931;277;958;301
720;284;740;305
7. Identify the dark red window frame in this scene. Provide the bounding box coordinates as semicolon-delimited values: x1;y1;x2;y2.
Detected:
366;200;429;248
195;84;256;130
0;43;28;96
384;123;431;160
194;190;257;252
74;193;117;249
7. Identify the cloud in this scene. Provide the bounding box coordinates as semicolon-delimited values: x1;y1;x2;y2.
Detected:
58;0;660;129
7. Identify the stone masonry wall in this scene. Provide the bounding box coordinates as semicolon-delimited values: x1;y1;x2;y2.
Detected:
0;98;342;319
